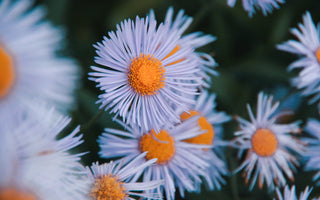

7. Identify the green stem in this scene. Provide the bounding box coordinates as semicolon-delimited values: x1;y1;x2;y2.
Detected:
229;149;240;200
80;104;108;133
186;0;216;33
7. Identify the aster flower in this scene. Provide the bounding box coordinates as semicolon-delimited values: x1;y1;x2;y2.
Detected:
89;8;209;132
85;152;163;200
233;92;304;190
0;0;78;124
149;7;218;88
277;12;320;106
0;107;88;200
227;0;285;17
275;185;313;200
98;118;210;200
303;118;320;185
178;91;231;191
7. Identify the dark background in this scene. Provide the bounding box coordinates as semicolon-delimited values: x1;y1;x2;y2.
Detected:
36;0;320;199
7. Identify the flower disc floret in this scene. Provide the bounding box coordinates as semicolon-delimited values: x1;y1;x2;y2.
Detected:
163;45;184;66
128;54;165;96
90;174;127;200
251;128;278;156
0;45;14;98
180;110;214;145
316;48;320;63
139;129;175;164
0;188;37;200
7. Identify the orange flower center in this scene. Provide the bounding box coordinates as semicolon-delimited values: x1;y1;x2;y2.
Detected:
0;45;15;98
316;48;320;63
128;53;165;96
251;128;278;156
90;174;127;200
180;110;215;145
162;45;185;66
0;188;37;200
139;129;175;164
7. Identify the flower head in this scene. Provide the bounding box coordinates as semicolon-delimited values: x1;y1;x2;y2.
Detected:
277;12;320;106
227;0;285;17
98;118;210;200
179;91;231;191
233;92;304;190
89;8;214;132
275;185;313;200
85;153;162;200
0;0;78;125
0;107;87;200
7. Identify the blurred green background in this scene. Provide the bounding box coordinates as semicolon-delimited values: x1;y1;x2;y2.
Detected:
36;0;320;199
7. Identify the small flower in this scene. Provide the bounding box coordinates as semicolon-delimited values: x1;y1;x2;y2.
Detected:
227;0;285;17
178;91;231;191
85;153;163;200
0;107;87;200
303;119;320;185
0;0;78;124
277;12;320;106
98;118;210;200
233;92;304;190
275;185;313;200
89;8;210;132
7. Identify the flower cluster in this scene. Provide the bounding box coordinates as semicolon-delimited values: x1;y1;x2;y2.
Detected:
91;8;230;199
2;0;320;200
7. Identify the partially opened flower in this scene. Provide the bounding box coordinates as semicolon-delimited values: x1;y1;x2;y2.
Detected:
98;118;209;200
0;107;87;200
275;185;313;200
227;0;285;17
233;92;304;190
0;0;78;125
89;8;209;132
179;91;231;191
149;7;218;88
277;12;320;106
85;153;162;200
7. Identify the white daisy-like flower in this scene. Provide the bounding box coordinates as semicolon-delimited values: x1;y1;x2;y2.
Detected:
233;92;304;190
178;91;231;191
277;12;320;105
149;7;218;88
275;185;313;200
85;152;163;200
303;118;320;185
89;8;209;132
98;118;210;200
0;0;78;123
227;0;285;17
0;107;88;200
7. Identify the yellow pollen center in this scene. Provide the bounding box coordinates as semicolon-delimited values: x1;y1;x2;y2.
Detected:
180;111;215;146
0;188;37;200
162;45;185;66
251;128;278;156
316;48;320;63
90;174;127;200
0;45;15;98
128;53;165;96
139;129;175;164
